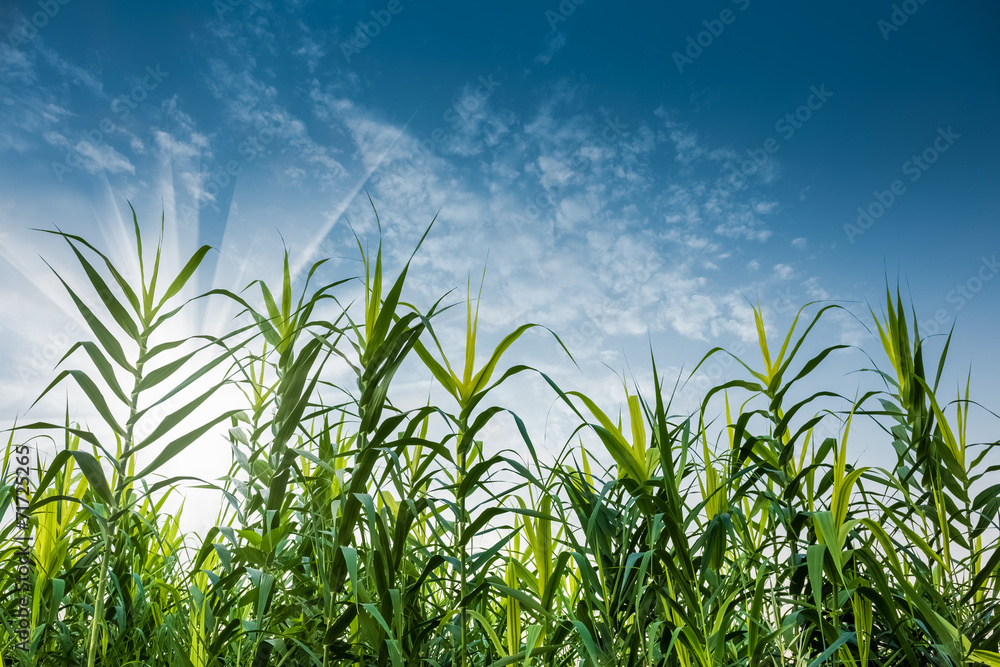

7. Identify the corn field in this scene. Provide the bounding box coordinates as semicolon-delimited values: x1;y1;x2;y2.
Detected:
2;207;999;666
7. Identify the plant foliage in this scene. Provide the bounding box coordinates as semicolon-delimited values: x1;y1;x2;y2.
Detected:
2;208;999;666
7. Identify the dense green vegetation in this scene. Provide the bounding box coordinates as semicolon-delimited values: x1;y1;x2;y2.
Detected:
2;208;999;666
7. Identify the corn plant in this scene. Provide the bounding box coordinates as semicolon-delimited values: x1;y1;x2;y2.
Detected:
2;206;999;667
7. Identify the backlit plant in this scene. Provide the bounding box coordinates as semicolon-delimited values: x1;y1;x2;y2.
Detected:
2;206;999;667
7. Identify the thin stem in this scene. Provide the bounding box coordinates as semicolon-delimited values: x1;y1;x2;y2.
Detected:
86;523;111;667
88;329;146;667
457;421;468;667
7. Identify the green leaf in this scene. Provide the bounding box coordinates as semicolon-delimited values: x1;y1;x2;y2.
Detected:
43;261;135;374
131;381;229;454
468;323;537;400
131;410;243;480
32;370;126;437
30;448;113;507
61;238;140;339
57;342;130;405
805;632;854;667
158;245;212;308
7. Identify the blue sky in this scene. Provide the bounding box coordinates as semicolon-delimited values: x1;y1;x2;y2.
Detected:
1;0;998;519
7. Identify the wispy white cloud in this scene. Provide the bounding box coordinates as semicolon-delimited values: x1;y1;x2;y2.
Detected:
293;29;326;73
204;57;348;188
36;42;105;97
442;83;517;157
773;263;794;280
296;74;794;349
74;138;135;175
0;9;830;406
654;107;734;166
535;31;567;65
